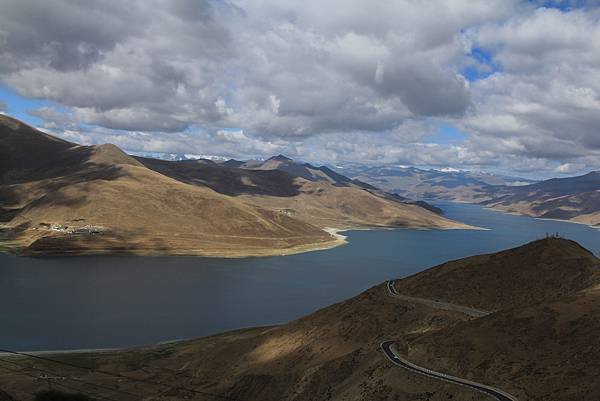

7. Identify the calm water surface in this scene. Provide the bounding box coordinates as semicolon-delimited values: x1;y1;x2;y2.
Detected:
1;202;599;351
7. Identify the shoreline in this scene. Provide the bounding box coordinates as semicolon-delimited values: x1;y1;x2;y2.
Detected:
0;220;478;258
429;199;599;231
0;235;347;259
481;205;600;230
0;325;280;358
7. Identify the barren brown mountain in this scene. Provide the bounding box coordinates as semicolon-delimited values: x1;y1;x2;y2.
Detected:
480;173;600;227
138;155;458;231
0;115;467;257
1;238;598;401
346;164;600;227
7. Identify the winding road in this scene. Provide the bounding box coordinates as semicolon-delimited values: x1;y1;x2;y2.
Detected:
382;280;518;401
386;280;491;318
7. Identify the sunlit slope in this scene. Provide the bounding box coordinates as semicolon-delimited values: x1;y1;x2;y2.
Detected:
0;115;336;256
139;154;470;231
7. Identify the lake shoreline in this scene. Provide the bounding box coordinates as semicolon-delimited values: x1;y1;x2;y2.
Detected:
0;220;477;259
2;201;599;352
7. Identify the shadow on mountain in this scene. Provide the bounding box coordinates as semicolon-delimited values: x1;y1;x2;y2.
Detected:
22;229;172;257
137;157;302;197
0;165;129;223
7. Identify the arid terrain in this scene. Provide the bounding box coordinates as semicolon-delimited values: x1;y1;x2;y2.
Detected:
480;173;600;227
338;164;534;203
0;115;469;257
342;164;600;228
1;238;598;401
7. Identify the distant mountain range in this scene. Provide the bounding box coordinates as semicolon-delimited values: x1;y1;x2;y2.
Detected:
0;115;467;256
334;163;600;228
481;171;600;227
124;152;600;227
334;163;535;201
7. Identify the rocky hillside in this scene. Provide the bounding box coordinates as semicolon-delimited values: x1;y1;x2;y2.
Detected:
2;238;598;400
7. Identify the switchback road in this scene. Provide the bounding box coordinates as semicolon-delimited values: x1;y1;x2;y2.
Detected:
382;281;517;401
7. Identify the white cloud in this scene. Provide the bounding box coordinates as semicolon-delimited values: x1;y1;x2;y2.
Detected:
0;0;599;177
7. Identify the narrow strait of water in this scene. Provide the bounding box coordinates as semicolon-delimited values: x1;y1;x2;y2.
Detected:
1;201;598;351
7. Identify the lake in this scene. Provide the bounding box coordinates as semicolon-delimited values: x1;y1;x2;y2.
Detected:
1;201;598;351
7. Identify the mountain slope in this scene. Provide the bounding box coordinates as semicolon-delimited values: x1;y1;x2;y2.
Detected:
394;237;599;310
136;157;302;197
400;238;600;401
0;115;469;256
482;172;600;227
2;238;598;401
138;154;467;231
0;115;338;256
236;154;375;188
341;162;600;227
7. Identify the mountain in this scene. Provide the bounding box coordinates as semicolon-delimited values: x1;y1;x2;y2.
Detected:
138;154;464;231
217;155;447;214
0;115;468;256
238;154;372;188
3;238;598;401
481;172;600;227
336;163;535;202
339;163;600;227
0;115;337;256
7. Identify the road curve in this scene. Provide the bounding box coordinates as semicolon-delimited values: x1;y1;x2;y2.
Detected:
381;341;517;401
386;280;491;318
383;280;517;401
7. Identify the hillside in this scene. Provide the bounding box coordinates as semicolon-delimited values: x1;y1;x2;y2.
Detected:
481;172;600;227
0;115;337;256
394;237;599;310
249;155;367;187
2;238;598;400
138;155;466;231
0;115;468;256
341;163;600;227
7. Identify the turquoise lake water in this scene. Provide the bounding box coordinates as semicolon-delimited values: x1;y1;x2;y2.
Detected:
1;201;598;351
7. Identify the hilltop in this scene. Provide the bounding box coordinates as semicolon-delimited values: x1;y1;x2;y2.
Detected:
0;115;468;257
2;238;598;400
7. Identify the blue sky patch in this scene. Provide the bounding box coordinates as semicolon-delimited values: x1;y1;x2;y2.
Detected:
528;0;589;11
462;46;501;82
426;124;467;145
0;86;54;126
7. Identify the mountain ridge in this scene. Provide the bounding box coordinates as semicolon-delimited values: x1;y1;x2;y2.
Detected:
336;161;600;227
0;115;469;257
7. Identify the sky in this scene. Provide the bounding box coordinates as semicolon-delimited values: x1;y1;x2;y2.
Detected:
1;0;600;179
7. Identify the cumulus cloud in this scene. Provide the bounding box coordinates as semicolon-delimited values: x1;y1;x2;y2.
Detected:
0;0;500;135
460;6;600;174
1;0;599;177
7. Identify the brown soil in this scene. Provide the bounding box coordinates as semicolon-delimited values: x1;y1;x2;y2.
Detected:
1;238;598;400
